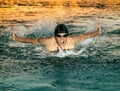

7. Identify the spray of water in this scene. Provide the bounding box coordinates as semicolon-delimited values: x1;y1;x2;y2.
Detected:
9;19;98;58
56;38;93;58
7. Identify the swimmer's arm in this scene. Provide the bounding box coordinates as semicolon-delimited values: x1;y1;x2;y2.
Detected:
82;28;101;39
12;30;40;44
76;24;102;42
13;36;40;44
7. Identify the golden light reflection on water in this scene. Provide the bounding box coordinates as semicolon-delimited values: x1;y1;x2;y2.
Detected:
0;4;120;28
0;6;90;25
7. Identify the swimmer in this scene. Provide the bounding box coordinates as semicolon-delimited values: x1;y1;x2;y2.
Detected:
13;23;102;52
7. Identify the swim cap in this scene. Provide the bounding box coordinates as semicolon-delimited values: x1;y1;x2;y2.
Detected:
54;24;68;36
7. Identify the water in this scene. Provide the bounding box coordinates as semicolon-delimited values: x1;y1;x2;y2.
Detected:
0;6;120;91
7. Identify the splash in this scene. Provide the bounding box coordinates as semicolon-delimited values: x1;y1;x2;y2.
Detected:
56;38;93;58
8;20;98;58
56;48;84;58
36;18;56;37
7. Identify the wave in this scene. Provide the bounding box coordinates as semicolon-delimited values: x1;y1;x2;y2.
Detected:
0;20;102;59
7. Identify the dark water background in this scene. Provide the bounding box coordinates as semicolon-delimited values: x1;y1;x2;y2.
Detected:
0;6;120;91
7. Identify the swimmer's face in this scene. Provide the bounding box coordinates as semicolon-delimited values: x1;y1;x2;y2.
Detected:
55;33;68;49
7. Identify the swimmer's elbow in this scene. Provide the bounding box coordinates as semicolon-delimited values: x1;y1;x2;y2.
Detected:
79;31;100;41
31;38;40;44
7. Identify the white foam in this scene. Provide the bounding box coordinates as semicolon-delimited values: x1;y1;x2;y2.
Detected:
34;47;43;52
36;18;56;36
8;42;26;47
56;47;87;58
56;50;75;58
87;21;97;32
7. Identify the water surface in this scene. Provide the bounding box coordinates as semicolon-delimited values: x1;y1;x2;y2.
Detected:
0;6;120;91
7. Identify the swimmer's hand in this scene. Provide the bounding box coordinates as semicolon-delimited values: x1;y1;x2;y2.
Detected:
96;23;102;35
12;28;40;44
12;28;17;41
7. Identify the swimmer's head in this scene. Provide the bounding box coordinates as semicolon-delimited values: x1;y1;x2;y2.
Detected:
54;24;68;37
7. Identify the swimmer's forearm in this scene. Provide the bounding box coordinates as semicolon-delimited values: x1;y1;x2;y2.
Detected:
84;30;100;38
14;37;39;44
82;25;102;40
14;37;31;43
12;28;40;44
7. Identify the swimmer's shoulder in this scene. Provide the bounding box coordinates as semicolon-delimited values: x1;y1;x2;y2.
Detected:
38;36;55;44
